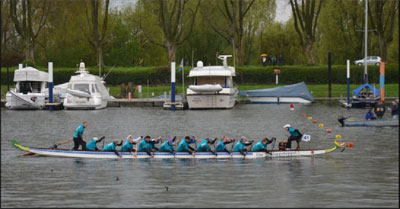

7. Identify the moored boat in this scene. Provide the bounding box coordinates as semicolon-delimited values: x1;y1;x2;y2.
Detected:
338;118;399;127
186;55;238;109
12;140;344;159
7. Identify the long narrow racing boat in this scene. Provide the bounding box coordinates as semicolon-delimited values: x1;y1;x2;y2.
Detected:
13;140;344;159
338;118;399;127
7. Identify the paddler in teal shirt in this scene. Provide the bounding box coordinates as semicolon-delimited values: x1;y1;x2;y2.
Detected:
159;136;177;154
252;137;276;154
103;140;123;157
196;138;217;155
215;136;235;154
85;136;105;151
120;135;140;152
283;124;303;150
233;136;254;157
72;122;88;151
177;136;196;156
138;136;160;157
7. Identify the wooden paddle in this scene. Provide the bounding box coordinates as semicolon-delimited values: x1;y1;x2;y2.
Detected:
52;139;74;149
23;138;74;157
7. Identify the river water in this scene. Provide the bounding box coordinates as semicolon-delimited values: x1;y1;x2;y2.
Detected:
1;103;398;208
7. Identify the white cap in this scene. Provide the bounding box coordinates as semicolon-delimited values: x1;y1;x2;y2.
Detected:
93;137;98;140
283;124;291;128
240;136;247;140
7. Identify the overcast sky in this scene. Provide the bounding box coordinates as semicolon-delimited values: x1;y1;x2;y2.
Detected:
110;0;292;23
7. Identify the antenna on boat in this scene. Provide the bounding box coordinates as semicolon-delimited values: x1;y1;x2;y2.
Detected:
102;65;116;81
217;55;232;67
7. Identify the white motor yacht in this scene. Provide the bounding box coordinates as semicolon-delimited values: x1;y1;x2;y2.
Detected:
63;61;110;110
5;66;48;110
186;55;238;109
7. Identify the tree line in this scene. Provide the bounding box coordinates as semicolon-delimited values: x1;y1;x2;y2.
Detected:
1;0;398;71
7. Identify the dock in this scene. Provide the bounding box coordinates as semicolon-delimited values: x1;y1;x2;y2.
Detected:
1;97;398;109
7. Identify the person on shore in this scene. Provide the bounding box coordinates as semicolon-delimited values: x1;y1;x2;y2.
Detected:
365;108;377;120
120;135;141;152
278;55;283;66
72;122;88;151
233;136;254;157
388;100;399;120
85;136;105;151
252;137;275;154
283;124;303;150
138;136;159;157
159;136;177;154
195;138;217;155
374;101;386;119
177;136;196;156
215;136;235;154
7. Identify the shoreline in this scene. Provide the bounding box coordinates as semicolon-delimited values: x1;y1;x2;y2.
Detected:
1;97;398;109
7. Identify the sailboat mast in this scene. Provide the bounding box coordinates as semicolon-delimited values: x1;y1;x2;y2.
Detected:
363;0;368;84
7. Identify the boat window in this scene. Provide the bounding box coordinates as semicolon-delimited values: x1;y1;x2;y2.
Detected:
67;84;71;89
95;84;101;93
91;84;96;93
74;84;90;94
19;81;41;94
197;77;225;86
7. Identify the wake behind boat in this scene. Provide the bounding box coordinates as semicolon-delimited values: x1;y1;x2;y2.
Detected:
12;140;344;159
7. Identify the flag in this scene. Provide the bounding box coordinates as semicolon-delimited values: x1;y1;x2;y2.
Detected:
178;58;183;72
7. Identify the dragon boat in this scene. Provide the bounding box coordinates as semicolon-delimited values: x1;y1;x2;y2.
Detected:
12;140;344;159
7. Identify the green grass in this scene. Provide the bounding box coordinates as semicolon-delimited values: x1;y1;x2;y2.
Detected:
2;84;398;99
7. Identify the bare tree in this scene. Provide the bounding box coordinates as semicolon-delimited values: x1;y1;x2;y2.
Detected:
210;0;255;66
155;0;201;63
289;0;324;64
368;0;399;62
9;0;50;64
84;0;110;76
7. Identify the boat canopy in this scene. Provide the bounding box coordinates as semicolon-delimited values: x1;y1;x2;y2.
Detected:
13;67;48;82
239;82;315;102
189;66;235;77
352;83;380;97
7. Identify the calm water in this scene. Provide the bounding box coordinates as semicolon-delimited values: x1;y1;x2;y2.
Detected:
1;103;398;208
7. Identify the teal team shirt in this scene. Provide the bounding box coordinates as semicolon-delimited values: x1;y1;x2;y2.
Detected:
288;127;300;136
252;141;267;152
233;141;246;152
138;140;154;152
215;141;227;152
102;142;116;151
159;141;174;152
86;139;97;151
73;125;85;138
120;138;134;152
196;141;211;152
177;139;190;152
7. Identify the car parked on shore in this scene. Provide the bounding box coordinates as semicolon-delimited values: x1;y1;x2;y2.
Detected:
354;56;381;66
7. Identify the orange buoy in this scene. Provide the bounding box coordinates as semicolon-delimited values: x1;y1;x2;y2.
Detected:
312;120;318;124
326;129;332;133
346;142;354;147
303;114;307;117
